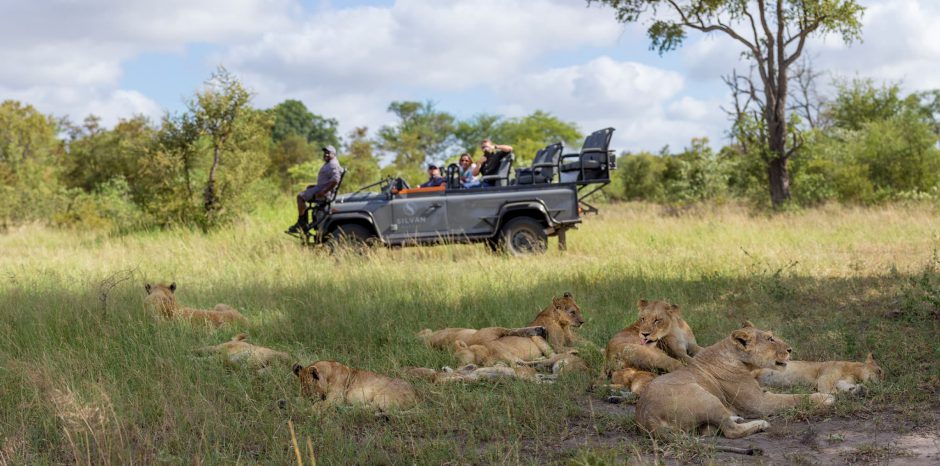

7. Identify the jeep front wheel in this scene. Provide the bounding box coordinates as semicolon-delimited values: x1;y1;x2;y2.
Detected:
498;217;547;256
325;224;376;254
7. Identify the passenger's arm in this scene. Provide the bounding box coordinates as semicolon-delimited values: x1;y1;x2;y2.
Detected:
472;159;484;176
495;144;512;153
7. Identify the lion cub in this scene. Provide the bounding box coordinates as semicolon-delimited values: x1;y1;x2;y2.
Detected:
605;300;702;377
637;322;834;439
144;283;247;327
292;361;418;412
404;364;540;384
754;353;884;394
195;334;290;369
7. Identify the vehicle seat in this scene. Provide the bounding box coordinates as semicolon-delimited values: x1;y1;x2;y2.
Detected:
515;142;563;185
559;128;615;182
479;153;514;187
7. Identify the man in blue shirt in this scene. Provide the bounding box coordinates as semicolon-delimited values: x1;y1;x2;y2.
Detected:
419;164;446;188
287;145;342;234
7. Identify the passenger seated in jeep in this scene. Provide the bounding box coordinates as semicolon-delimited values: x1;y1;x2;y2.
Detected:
419;164;446;188
474;139;512;187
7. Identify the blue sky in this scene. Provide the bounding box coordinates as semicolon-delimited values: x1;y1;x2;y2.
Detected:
2;1;939;152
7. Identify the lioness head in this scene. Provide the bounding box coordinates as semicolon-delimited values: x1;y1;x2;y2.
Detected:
454;341;490;366
552;292;585;327
143;282;178;316
859;353;885;383
635;299;681;345
730;321;792;370
292;361;337;400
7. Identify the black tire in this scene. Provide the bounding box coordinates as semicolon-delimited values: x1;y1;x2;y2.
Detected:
325;223;376;254
497;217;547;256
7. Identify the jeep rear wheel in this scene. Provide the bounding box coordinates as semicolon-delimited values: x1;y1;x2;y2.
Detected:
498;217;547;256
325;224;376;254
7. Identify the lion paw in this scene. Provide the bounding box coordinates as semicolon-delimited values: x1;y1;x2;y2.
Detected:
811;393;836;406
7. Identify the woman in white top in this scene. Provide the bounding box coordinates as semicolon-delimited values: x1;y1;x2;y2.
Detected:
458;153;481;188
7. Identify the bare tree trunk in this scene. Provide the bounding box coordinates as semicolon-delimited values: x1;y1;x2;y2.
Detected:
204;144;221;217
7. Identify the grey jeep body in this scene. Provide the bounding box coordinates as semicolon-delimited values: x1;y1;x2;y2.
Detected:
315;182;581;247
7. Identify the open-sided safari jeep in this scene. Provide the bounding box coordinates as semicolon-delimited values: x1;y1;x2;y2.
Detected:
288;127;617;255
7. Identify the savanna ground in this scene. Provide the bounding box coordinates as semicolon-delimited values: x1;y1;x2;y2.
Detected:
1;202;938;465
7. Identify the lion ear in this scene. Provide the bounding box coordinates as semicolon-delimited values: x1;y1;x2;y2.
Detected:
454;341;469;350
145;283;152;294
865;352;874;364
731;329;753;349
169;282;177;292
309;367;319;380
668;303;680;314
563;292;573;298
292;364;303;377
741;320;754;328
637;299;649;310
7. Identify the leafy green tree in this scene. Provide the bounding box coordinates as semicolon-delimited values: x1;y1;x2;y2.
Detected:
270;99;340;147
826;79;904;131
454;114;502;157
0;100;63;224
590;0;865;208
268;134;316;191
377;101;455;169
191;67;272;227
497;111;582;165
62;115;155;193
339;127;381;192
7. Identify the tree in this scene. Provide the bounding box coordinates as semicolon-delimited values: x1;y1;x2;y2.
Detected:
62;115;155;193
454;114;502;157
377;101;455;168
498;111;582;165
339;127;381;192
590;0;865;208
270;99;340;148
0;100;63;224
191;67;270;226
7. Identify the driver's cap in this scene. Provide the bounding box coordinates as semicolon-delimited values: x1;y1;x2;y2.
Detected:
322;145;337;155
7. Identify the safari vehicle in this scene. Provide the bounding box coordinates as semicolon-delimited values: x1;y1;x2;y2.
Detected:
289;128;617;255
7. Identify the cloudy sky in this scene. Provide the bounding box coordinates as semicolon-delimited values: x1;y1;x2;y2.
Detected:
1;0;937;152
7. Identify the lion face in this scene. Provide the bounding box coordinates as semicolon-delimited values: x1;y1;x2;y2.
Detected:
634;299;679;345
292;362;331;400
454;341;489;366
730;323;792;370
143;282;178;316
552;292;584;327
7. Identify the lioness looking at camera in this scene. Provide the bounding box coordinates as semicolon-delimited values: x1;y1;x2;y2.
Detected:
636;322;834;439
292;361;418;412
144;283;247;327
605;300;702;376
754;353;884;394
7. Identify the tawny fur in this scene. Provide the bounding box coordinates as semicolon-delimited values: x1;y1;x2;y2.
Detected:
605;300;702;376
636;322;834;439
144;283;247;327
403;364;539;383
195;333;290;369
293;360;418;411
753;353;884;394
417;293;586;354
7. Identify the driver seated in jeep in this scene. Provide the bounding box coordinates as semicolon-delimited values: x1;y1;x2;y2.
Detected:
419;164;446;188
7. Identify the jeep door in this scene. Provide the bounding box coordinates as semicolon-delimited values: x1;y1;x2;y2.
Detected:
445;190;505;238
386;192;449;243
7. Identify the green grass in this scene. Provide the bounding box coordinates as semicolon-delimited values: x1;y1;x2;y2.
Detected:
1;202;939;464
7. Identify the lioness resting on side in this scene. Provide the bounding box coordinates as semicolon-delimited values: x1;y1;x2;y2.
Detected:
417;293;586;353
605;300;702;376
636;322;834;439
144;283;247;327
292;361;418;411
404;364;541;384
754;353;884;394
195;334;291;369
458;293;589;367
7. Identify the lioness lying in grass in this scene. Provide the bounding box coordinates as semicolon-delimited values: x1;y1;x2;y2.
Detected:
144;283;247;327
754;353;884;395
637;322;834;439
292;361;418;412
404;364;542;383
604;300;701;393
195;333;290;370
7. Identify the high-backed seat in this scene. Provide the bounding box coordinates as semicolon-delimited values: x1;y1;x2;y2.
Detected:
559;128;615;183
479;153;514;187
515;142;563;185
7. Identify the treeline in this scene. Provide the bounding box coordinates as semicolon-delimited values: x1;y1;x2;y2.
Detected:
612;79;940;207
2;68;938;232
0;68;582;231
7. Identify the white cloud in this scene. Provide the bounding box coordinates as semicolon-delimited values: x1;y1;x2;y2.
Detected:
496;57;725;151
